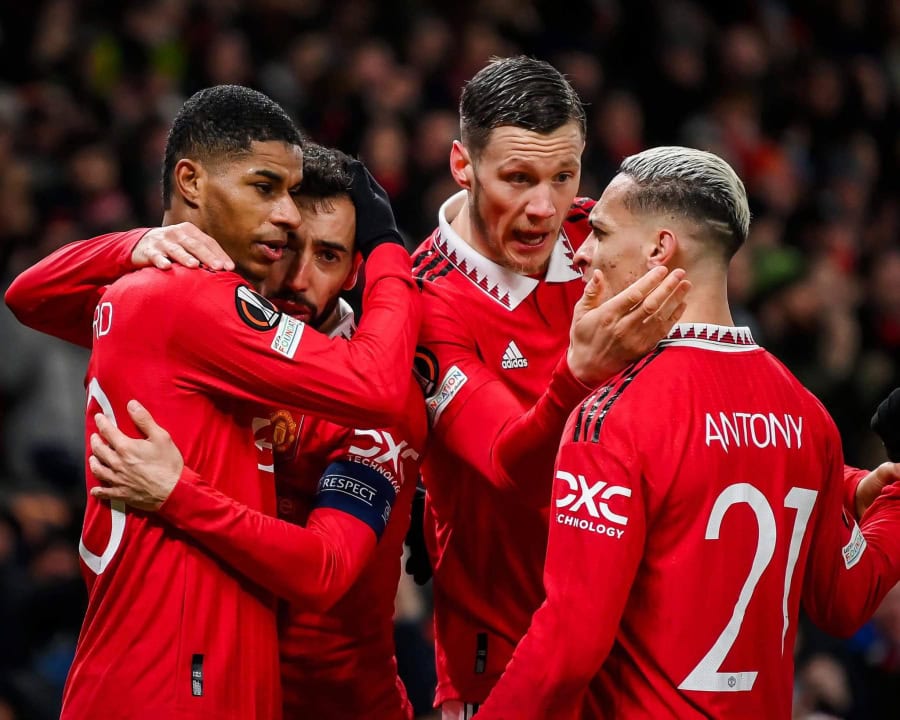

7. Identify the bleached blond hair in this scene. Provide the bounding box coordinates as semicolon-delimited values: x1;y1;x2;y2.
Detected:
618;146;750;258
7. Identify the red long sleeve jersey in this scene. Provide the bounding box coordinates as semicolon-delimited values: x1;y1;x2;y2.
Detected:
5;233;420;719
411;191;595;705
478;325;900;720
271;378;424;720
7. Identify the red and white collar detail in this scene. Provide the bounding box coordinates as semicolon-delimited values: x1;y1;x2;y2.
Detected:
659;323;758;351
436;191;583;310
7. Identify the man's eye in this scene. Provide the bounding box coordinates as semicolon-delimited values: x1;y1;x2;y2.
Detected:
255;183;273;195
318;252;338;263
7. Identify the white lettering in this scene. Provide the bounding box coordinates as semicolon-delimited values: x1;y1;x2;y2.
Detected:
554;471;632;527
705;412;805;452
93;302;113;339
749;414;770;448
348;429;419;485
555;512;625;538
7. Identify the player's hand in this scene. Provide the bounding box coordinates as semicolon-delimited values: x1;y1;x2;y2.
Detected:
404;484;433;585
131;222;235;272
567;266;691;386
347;160;404;258
855;462;900;519
871;387;900;462
89;400;184;511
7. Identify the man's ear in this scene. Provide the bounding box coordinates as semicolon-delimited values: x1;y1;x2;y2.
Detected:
172;158;205;209
343;251;364;291
649;229;678;268
449;140;475;191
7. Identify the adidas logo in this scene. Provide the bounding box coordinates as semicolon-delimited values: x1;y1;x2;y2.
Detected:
501;340;529;369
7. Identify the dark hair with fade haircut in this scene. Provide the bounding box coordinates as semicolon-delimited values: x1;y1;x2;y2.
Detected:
162;85;304;209
459;55;586;158
297;142;353;213
617;146;751;260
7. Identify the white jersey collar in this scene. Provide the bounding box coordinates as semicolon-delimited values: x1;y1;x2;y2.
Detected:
325;298;356;340
659;323;758;352
436;190;582;310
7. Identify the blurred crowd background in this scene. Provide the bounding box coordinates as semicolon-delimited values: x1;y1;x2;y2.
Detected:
1;1;899;718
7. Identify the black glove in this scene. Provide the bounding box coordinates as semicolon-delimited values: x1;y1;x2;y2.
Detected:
871;387;900;462
347;160;404;258
404;484;433;585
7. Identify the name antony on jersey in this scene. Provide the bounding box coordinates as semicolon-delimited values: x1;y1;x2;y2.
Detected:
705;412;804;452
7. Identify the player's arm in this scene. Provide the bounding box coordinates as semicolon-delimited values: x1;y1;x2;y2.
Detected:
801;424;900;638
88;393;427;611
167;258;417;427
477;421;646;720
421;266;687;503
4;225;232;347
846;387;900;518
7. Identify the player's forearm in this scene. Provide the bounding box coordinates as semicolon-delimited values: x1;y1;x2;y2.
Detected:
805;481;900;636
159;469;375;609
490;356;591;502
242;244;421;428
843;464;868;520
478;600;605;720
4;229;146;347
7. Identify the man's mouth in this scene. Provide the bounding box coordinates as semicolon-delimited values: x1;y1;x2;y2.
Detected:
272;298;315;322
512;230;551;248
257;240;286;262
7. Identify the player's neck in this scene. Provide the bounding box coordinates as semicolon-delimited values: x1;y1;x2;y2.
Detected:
449;198;475;246
450;199;506;269
676;284;734;327
315;306;342;336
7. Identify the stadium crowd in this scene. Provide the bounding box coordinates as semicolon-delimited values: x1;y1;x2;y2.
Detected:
1;1;900;718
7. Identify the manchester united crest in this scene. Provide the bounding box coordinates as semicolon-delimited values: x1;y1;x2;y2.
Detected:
270;409;299;454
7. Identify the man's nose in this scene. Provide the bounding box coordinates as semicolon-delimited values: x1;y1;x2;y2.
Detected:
525;185;556;220
573;235;597;277
273;193;302;229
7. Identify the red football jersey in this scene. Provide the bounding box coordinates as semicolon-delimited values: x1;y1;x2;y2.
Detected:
273;375;425;720
6;234;420;719
478;325;900;720
411;191;595;705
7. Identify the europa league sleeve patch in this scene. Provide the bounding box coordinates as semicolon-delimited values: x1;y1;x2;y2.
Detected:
413;346;439;397
235;286;282;331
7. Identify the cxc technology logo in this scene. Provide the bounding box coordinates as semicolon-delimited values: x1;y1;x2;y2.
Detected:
554;470;632;539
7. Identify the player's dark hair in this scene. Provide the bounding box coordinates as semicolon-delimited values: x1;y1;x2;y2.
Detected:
459;56;586;158
162;85;303;209
618;146;751;260
298;143;353;213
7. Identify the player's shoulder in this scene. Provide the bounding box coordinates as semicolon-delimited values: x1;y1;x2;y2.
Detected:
412;228;460;292
567;196;596;222
109;264;240;297
564;348;667;446
563;197;596;247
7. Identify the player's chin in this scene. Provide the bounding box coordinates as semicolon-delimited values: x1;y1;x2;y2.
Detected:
506;248;552;276
243;256;277;284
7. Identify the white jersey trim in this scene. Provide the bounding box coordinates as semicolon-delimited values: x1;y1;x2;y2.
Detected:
658;323;759;352
436;190;582;311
